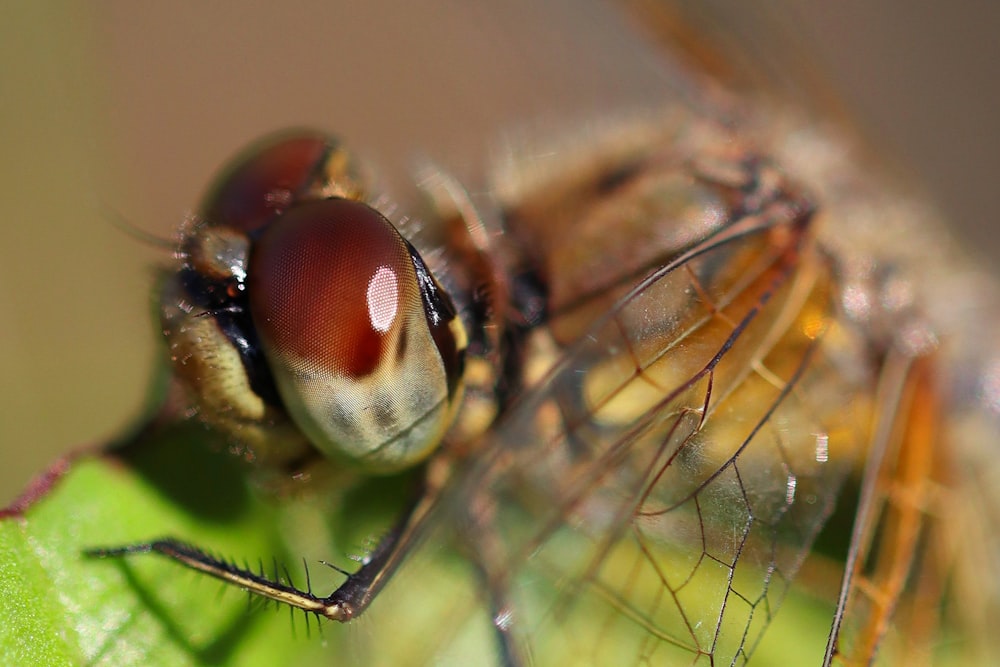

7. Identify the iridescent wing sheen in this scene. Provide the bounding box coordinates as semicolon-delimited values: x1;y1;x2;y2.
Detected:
477;233;866;665
360;119;878;665
613;4;1000;663
481;209;866;665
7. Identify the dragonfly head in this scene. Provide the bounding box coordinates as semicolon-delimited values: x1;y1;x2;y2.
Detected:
162;131;466;473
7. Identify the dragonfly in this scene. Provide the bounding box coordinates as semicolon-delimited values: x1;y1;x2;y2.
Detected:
6;3;998;667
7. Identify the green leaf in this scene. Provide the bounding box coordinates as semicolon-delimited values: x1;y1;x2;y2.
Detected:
0;424;334;667
0;419;503;667
2;420;839;666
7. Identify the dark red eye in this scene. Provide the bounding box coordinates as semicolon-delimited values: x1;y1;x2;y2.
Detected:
164;134;464;471
245;197;465;470
248;198;419;379
200;131;366;235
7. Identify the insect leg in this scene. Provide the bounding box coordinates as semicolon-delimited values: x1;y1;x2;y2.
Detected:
85;461;448;623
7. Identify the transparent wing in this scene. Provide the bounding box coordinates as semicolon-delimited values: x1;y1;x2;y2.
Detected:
619;3;1000;663
480;209;868;665
352;191;873;665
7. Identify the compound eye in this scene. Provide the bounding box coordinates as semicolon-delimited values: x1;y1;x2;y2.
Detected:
200;130;366;234
247;198;464;472
250;199;415;377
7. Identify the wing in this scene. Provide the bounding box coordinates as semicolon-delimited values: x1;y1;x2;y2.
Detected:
620;3;1000;664
470;214;866;664
459;193;869;666
348;115;875;665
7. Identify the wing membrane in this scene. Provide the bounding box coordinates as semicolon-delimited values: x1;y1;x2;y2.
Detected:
405;209;874;665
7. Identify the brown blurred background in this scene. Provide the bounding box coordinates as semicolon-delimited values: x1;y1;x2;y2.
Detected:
1;1;997;504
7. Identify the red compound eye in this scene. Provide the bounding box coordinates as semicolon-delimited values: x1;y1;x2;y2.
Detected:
201;132;332;234
199;130;366;235
248;198;418;378
246;198;463;471
183;131;370;285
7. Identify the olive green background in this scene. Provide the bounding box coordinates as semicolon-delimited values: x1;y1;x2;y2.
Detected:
1;0;997;505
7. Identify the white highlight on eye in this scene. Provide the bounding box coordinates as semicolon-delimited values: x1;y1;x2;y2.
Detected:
366;265;399;333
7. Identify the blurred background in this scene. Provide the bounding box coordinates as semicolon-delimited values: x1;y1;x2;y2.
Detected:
1;0;997;504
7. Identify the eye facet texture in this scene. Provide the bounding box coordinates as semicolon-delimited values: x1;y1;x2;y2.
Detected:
248;197;461;472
